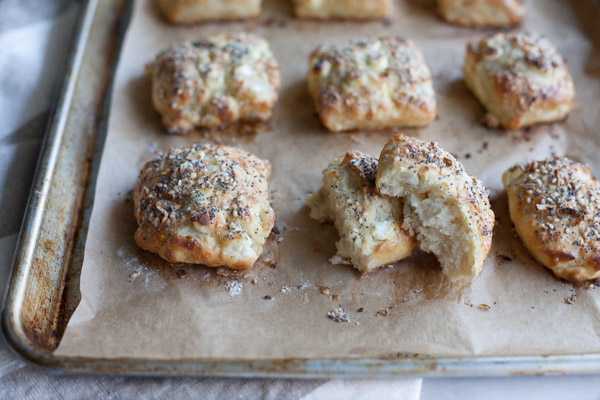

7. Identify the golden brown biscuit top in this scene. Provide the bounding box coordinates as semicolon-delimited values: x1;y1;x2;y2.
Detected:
149;33;276;95
380;135;494;238
468;32;568;89
503;156;600;255
147;33;280;132
134;144;271;237
309;37;433;100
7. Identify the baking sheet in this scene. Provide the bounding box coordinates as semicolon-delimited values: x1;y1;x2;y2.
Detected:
55;0;600;360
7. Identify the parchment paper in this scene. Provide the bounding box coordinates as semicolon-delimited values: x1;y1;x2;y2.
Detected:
56;0;600;360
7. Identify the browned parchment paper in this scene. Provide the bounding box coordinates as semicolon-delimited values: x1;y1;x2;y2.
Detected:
56;0;600;360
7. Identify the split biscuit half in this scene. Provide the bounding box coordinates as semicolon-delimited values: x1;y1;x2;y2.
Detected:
376;134;495;282
308;151;416;273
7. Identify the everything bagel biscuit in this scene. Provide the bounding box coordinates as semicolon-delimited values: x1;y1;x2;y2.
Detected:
503;156;600;282
134;144;274;270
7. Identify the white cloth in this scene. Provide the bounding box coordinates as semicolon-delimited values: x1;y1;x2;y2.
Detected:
1;1;599;399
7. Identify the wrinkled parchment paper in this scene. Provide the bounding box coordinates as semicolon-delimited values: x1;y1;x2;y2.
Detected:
56;0;600;360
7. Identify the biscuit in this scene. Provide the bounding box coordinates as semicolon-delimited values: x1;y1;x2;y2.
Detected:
307;151;416;274
307;37;436;132
293;0;392;20
464;32;575;130
503;157;600;282
438;0;524;27
376;135;494;282
133;144;274;270
147;33;280;134
156;0;261;24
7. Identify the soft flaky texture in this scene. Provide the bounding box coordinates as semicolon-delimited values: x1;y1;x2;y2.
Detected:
438;0;524;27
464;32;575;130
292;0;392;20
146;33;280;134
503;157;600;282
307;37;436;132
156;0;261;24
307;151;416;274
376;135;494;282
133;144;274;270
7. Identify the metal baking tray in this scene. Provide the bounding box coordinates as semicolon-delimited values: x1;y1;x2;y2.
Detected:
3;0;600;377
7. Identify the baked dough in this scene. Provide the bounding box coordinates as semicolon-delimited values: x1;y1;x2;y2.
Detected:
376;135;494;282
307;151;416;273
156;0;261;24
307;37;436;132
438;0;524;27
147;33;280;134
133;144;274;270
292;0;392;20
464;32;575;130
503;157;600;282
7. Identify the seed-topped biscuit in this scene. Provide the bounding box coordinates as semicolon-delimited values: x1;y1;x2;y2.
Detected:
464;32;575;130
147;33;280;134
307;37;436;132
133;144;274;270
376;135;494;282
156;0;262;24
503;157;600;282
307;151;416;274
292;0;392;20
438;0;524;27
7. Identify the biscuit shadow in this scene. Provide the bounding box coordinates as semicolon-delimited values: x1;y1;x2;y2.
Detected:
438;78;484;126
278;79;327;136
488;191;550;278
570;1;600;78
284;205;342;272
108;196;171;274
145;0;169;27
402;0;439;23
126;75;164;133
262;0;294;19
286;205;466;301
385;250;468;304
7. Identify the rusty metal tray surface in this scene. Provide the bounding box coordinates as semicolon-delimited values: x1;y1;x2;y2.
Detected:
3;0;600;377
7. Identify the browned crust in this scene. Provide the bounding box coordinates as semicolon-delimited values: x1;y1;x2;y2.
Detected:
438;0;524;27
133;144;274;270
134;229;255;270
156;0;261;24
148;33;280;134
503;156;600;282
464;32;575;130
307;37;436;132
293;0;392;20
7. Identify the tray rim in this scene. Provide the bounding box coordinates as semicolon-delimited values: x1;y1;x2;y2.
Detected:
3;0;600;378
